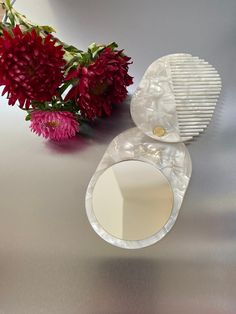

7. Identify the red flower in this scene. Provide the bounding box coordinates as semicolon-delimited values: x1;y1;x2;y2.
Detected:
65;48;133;120
0;25;65;109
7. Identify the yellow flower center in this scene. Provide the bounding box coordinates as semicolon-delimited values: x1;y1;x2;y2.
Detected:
90;82;109;96
46;121;60;128
26;66;35;76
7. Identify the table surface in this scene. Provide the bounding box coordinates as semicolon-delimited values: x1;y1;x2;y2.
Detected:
0;0;236;313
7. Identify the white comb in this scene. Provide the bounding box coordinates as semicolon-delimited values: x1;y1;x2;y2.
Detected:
131;53;222;142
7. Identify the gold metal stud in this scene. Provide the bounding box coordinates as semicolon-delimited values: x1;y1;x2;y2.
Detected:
153;126;166;137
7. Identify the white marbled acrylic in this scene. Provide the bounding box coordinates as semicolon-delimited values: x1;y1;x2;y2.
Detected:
86;128;192;249
131;53;222;142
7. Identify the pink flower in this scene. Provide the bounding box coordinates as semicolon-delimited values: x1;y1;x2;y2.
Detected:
30;111;79;141
65;48;133;120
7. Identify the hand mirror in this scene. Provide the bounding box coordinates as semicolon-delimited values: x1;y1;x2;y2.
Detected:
86;128;192;249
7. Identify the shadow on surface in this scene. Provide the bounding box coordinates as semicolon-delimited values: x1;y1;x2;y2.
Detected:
90;257;159;314
45;135;89;154
45;95;134;154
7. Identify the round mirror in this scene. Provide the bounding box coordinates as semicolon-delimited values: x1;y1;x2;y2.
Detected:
92;160;174;241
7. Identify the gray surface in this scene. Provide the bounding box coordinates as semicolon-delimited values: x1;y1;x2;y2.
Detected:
0;0;235;313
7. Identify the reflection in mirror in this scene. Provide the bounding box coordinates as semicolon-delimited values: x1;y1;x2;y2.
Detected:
92;160;173;241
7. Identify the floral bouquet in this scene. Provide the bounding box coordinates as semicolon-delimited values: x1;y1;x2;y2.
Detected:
0;0;133;141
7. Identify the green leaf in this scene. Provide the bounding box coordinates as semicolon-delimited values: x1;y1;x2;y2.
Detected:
92;47;104;59
87;42;119;59
88;43;105;59
8;12;15;26
0;21;9;28
25;114;31;121
80;52;92;66
107;42;118;51
5;0;11;9
63;44;82;54
64;55;82;69
88;42;97;52
41;25;56;33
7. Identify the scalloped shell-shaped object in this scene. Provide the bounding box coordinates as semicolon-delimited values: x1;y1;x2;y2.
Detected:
131;53;222;142
85;128;192;249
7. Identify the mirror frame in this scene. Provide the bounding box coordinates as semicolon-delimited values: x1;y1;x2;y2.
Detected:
86;128;192;249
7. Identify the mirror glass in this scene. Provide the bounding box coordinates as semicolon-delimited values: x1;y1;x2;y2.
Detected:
92;160;173;241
